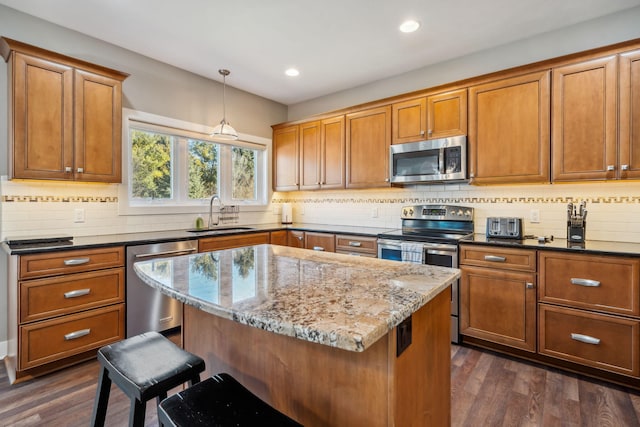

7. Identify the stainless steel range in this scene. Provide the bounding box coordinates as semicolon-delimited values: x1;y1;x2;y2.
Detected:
377;204;474;343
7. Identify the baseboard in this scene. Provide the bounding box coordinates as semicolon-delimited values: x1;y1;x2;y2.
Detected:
0;340;7;359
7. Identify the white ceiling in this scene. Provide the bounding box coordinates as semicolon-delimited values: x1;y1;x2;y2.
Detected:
2;0;640;105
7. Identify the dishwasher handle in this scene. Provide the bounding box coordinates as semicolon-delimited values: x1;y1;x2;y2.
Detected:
135;248;197;259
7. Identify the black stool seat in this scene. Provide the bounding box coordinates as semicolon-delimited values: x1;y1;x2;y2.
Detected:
91;331;205;427
158;373;303;427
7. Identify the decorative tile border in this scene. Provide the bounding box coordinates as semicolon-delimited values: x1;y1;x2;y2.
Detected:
2;195;118;203
273;195;640;204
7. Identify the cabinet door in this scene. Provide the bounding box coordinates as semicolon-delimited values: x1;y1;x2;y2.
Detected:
469;71;550;184
11;52;74;180
273;125;299;191
619;49;640;179
460;265;537;352
320;115;345;189
426;89;467;140
304;232;335;252
288;230;305;248
391;97;426;144
552;55;617;181
74;69;122;183
299;121;321;190
269;230;288;246
346;106;391;188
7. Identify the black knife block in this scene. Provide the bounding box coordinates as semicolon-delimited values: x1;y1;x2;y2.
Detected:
567;223;585;243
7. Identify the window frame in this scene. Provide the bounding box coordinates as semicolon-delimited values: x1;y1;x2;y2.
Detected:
119;108;270;216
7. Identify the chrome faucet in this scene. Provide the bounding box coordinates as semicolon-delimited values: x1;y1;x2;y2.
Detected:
208;195;223;228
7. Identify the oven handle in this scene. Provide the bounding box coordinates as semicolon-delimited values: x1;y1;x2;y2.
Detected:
426;249;456;256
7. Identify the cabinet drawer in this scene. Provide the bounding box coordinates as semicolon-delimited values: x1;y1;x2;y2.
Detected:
335;234;377;255
459;245;536;271
199;232;270;252
19;246;125;279
539;304;639;377
20;267;125;323
19;304;124;369
305;232;335;252
539;252;640;316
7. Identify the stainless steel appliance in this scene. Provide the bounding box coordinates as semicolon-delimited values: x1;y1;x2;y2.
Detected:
126;240;198;337
486;217;523;239
378;204;474;343
389;135;467;184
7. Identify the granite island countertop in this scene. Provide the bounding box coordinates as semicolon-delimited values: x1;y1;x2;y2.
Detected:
134;244;459;352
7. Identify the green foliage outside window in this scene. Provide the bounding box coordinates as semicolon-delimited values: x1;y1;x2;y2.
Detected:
188;140;218;199
131;130;171;199
232;147;256;200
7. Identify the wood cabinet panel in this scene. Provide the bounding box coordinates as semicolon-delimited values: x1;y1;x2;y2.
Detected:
20;267;125;323
199;232;270;252
288;230;305;248
460;265;537;352
335;234;377;256
19;304;124;370
391;97;426;144
539;304;639;377
269;230;289;246
620;49;640;179
74;69;122;182
469;71;550;184
299;121;321;190
552;55;617;181
320;115;345;189
539;252;640;317
426;89;467;140
273;125;299;191
459;245;536;271
19;246;125;279
346;106;391;188
304;232;335;253
11;52;74;179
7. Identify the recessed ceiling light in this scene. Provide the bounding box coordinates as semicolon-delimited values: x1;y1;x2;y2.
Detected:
285;68;300;77
399;20;420;33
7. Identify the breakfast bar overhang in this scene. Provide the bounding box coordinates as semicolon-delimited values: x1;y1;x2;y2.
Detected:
134;244;459;426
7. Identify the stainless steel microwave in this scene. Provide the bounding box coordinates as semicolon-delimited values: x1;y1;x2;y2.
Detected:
389;135;467;184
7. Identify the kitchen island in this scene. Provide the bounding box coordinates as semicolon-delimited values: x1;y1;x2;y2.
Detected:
134;244;459;426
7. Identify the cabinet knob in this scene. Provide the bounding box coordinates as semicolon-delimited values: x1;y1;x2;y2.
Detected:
526;282;534;289
77;167;84;173
65;166;72;173
385;178;389;182
420;130;425;136
607;165;615;171
427;129;432;136
621;164;629;171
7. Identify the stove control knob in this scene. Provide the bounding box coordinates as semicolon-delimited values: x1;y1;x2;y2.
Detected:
457;210;463;216
465;210;472;217
402;209;407;216
408;208;414;216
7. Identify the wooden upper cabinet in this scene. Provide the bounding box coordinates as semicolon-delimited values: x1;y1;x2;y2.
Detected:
320;115;345;189
2;38;128;183
392;97;426;144
426;89;467;140
619;49;640;179
469;71;550;184
299;121;321;190
552;55;617;181
391;89;467;145
273;125;299;191
346;105;391;188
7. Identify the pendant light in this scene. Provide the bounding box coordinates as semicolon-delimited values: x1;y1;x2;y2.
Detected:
211;69;238;141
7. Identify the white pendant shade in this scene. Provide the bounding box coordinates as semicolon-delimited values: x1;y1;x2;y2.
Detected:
211;69;238;141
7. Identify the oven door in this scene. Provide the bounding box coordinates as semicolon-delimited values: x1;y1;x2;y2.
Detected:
377;239;403;261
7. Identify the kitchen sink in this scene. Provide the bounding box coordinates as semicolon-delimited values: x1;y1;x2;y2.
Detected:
186;226;255;234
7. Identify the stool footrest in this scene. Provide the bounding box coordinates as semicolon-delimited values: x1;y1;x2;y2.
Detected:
159;373;303;427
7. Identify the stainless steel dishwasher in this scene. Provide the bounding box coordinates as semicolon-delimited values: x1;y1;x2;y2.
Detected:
126;240;198;337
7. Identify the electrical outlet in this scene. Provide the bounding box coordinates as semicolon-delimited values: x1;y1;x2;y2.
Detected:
530;209;540;223
74;208;85;223
371;208;379;218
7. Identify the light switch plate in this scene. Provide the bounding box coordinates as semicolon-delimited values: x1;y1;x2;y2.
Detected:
74;208;85;223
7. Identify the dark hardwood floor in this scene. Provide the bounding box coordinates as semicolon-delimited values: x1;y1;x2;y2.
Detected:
2;344;640;426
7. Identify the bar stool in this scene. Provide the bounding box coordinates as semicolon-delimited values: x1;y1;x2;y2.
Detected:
158;373;303;426
90;331;205;427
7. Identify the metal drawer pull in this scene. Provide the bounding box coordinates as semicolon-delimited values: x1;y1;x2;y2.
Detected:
484;255;506;262
526;282;534;289
64;328;91;341
313;246;325;251
64;289;91;299
63;258;90;266
135;248;197;259
571;333;600;345
570;278;601;287
348;241;362;247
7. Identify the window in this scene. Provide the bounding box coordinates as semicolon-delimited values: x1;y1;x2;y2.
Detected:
120;109;269;215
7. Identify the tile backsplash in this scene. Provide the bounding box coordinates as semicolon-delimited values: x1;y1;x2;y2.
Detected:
3;177;640;244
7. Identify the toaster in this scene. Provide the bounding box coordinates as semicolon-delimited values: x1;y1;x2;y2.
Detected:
486;217;524;239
